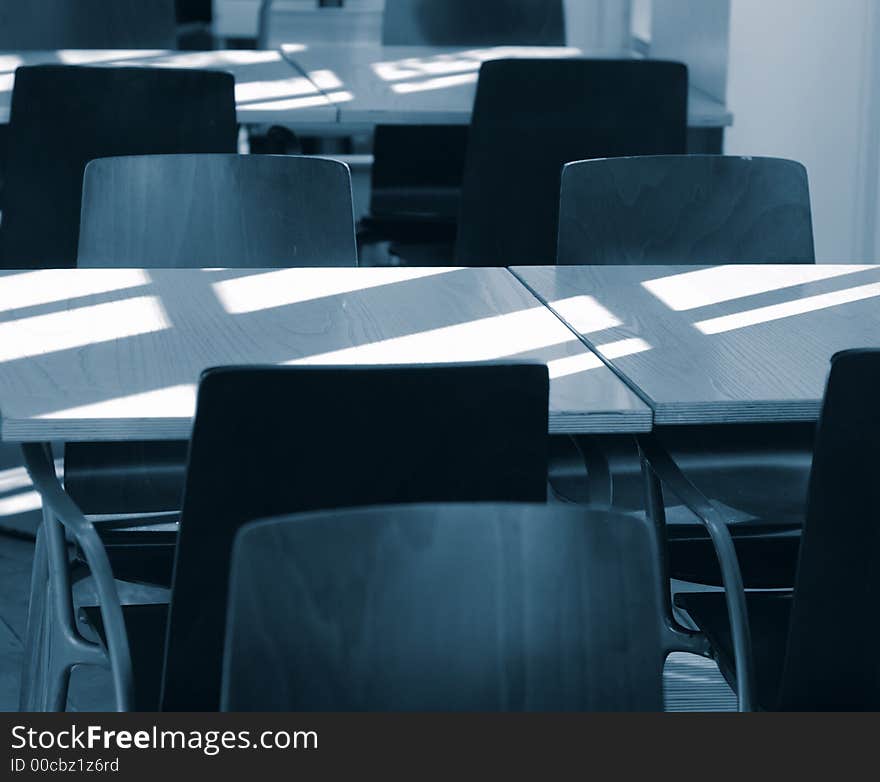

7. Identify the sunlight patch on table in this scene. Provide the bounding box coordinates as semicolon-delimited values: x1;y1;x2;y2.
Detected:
548;294;622;335
392;73;477;94
56;49;168;64
0;296;170;362
0;490;41;516
37;384;197;421
0;269;150;314
212;267;459;314
285;304;577;366
643;265;870;312
695;282;880;335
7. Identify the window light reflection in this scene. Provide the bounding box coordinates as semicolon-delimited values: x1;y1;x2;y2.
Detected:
0;490;41;516
372;46;582;82
0;296;170;363
284;301;583;366
0;55;24;73
212;267;459;315
235;76;323;103
643;264;870;312
38;384;197;421
548;295;621;335
56;49;168;64
0;269;150;314
695;281;880;335
392;73;477;94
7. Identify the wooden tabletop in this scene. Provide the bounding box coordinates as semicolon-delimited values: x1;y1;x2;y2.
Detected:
283;43;734;128
514;265;880;425
0;49;339;125
0;268;651;442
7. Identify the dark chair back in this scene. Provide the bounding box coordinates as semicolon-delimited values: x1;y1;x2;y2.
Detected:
222;503;668;711
0;66;237;269
176;0;212;24
0;0;177;48
161;364;550;711
455;59;688;266
382;0;565;46
558;155;815;265
778;349;880;710
78;155;358;268
370;1;567;254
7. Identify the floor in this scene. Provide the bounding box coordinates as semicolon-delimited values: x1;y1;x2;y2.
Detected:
0;442;736;712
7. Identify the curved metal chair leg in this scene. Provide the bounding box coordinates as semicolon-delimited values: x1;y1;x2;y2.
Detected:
571;435;613;506
638;433;757;712
19;520;48;711
21;443;132;712
40;510;105;710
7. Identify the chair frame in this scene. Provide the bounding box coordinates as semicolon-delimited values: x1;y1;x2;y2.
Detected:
19;431;757;712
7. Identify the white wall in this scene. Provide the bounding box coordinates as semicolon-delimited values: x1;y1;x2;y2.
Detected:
725;0;880;261
564;0;632;51
650;0;730;101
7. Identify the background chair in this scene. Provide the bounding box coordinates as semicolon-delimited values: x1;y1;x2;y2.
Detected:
68;153;359;586
552;155;816;590
0;0;178;49
558;156;815;265
223;504;676;711
0;0;178;225
361;0;567;265
0;65;237;269
382;0;565;45
81;363;550;711
677;349;880;710
78;154;358;267
455;59;688;266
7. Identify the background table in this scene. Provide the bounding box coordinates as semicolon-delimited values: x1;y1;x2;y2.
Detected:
0;49;338;125
0;267;651;442
282;43;734;132
514;264;880;424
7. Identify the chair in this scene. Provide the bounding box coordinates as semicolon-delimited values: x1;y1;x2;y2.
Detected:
0;0;178;218
67;153;359;586
552;157;816;590
558;156;815;265
175;0;212;24
223;504;678;711
361;0;567;265
0;65;237;269
455;59;688;266
382;0;565;46
78;155;358;268
84;363;551;711
677;349;880;710
0;0;177;49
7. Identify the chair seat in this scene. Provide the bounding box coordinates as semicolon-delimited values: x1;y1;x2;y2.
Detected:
80;603;169;712
74;516;179;589
674;590;792;710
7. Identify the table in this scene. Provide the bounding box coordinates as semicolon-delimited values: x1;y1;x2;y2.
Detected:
282;43;734;132
0;267;651;442
513;264;880;425
0;49;338;125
